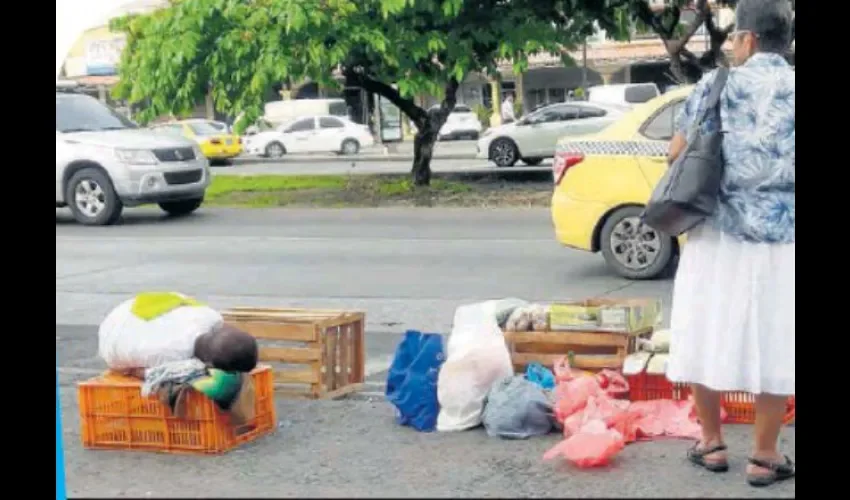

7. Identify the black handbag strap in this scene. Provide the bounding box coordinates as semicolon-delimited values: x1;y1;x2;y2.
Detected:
688;66;729;141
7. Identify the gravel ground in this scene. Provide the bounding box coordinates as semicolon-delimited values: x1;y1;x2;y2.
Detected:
61;394;795;498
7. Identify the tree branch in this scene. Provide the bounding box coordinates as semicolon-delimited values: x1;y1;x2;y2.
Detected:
342;68;428;127
703;4;733;67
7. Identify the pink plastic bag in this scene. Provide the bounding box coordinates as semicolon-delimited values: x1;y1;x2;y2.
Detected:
630;399;703;440
544;420;626;468
595;369;630;398
553;376;602;423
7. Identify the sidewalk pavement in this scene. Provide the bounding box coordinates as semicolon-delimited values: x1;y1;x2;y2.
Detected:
61;391;795;498
233;140;479;164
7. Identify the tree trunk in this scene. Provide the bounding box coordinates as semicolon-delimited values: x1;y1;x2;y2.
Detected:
411;123;439;186
342;69;459;187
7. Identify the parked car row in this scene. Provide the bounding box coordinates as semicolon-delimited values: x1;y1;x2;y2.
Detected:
57;80;698;285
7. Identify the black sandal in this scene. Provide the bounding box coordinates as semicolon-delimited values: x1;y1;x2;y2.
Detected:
687;442;729;472
747;455;795;487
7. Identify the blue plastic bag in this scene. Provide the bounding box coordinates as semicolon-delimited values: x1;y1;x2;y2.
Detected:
525;362;555;391
385;330;445;432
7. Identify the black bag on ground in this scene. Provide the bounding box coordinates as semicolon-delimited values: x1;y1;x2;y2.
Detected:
641;67;729;236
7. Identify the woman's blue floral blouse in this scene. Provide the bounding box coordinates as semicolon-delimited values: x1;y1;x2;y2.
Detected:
676;53;795;244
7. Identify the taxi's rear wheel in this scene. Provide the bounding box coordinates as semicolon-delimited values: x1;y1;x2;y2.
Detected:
600;206;675;280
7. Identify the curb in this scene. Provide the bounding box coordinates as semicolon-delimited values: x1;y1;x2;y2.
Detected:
231;153;477;164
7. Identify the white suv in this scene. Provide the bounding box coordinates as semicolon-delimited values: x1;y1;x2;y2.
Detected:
56;91;211;226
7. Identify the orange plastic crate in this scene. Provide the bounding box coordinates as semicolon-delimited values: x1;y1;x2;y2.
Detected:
626;372;795;425
78;365;276;454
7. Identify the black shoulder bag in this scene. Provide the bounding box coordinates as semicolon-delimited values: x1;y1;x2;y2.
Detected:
641;67;729;237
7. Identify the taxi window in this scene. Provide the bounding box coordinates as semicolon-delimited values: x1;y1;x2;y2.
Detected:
641;100;684;141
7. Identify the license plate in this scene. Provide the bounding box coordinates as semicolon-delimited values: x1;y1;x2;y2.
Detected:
225;139;233;145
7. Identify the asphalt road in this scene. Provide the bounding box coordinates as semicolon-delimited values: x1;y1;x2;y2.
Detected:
56;207;794;498
219;157;552;176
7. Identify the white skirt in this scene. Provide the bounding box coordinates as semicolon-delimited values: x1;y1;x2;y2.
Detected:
666;223;795;396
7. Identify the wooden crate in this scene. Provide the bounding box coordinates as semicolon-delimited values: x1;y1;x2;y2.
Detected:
221;308;365;399
503;329;651;372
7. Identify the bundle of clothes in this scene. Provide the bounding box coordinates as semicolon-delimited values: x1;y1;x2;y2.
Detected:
386;299;716;469
97;292;260;425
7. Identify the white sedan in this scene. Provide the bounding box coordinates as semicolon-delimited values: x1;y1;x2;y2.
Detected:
412;104;483;141
243;115;375;157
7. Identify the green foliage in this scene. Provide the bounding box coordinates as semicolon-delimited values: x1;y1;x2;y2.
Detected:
111;0;640;130
513;98;524;119
473;104;492;130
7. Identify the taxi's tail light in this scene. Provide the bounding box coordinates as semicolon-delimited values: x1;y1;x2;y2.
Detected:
209;138;222;145
553;150;584;185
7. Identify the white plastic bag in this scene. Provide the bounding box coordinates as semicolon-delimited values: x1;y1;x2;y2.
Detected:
436;301;514;432
98;297;224;370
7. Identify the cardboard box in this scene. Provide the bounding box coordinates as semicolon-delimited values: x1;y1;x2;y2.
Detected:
549;298;662;334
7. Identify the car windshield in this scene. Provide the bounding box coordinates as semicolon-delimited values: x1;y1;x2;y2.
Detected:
56;93;137;133
188;121;222;136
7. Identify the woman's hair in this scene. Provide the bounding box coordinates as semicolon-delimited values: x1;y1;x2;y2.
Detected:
735;0;794;54
194;323;259;373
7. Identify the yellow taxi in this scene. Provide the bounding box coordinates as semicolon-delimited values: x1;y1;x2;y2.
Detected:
551;86;693;280
151;119;242;163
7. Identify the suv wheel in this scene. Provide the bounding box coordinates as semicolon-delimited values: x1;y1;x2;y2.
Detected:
65;168;123;226
159;198;203;217
599;206;675;280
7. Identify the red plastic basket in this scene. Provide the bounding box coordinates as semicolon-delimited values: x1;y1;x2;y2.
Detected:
626;372;795;425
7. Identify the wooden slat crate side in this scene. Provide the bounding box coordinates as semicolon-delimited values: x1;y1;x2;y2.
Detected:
226;307;355;316
335;324;350;391
322;323;338;392
511;353;626;371
222;308;367;400
274;368;321;385
504;330;632;346
513;342;626;357
259;346;321;364
316;312;366;330
223;318;318;342
351;318;365;384
504;329;648;373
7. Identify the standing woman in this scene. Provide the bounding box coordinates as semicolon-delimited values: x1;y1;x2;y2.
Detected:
665;0;795;488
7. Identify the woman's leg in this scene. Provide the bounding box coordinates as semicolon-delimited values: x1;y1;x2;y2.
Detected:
748;393;789;470
690;383;726;463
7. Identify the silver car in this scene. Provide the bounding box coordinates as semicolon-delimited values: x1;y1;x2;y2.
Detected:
476;102;627;167
56;90;211;226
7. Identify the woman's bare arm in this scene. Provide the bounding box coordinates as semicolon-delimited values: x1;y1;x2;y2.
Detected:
668;132;687;164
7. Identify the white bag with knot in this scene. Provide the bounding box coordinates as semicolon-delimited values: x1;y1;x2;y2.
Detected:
436;301;515;432
98;297;224;370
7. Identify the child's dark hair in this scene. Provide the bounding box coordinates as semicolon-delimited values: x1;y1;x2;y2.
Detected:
194;323;258;373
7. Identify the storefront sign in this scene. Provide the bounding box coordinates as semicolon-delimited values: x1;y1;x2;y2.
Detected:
85;35;126;76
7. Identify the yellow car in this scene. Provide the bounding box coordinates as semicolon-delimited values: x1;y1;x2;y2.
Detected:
151;119;242;163
551;86;693;280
